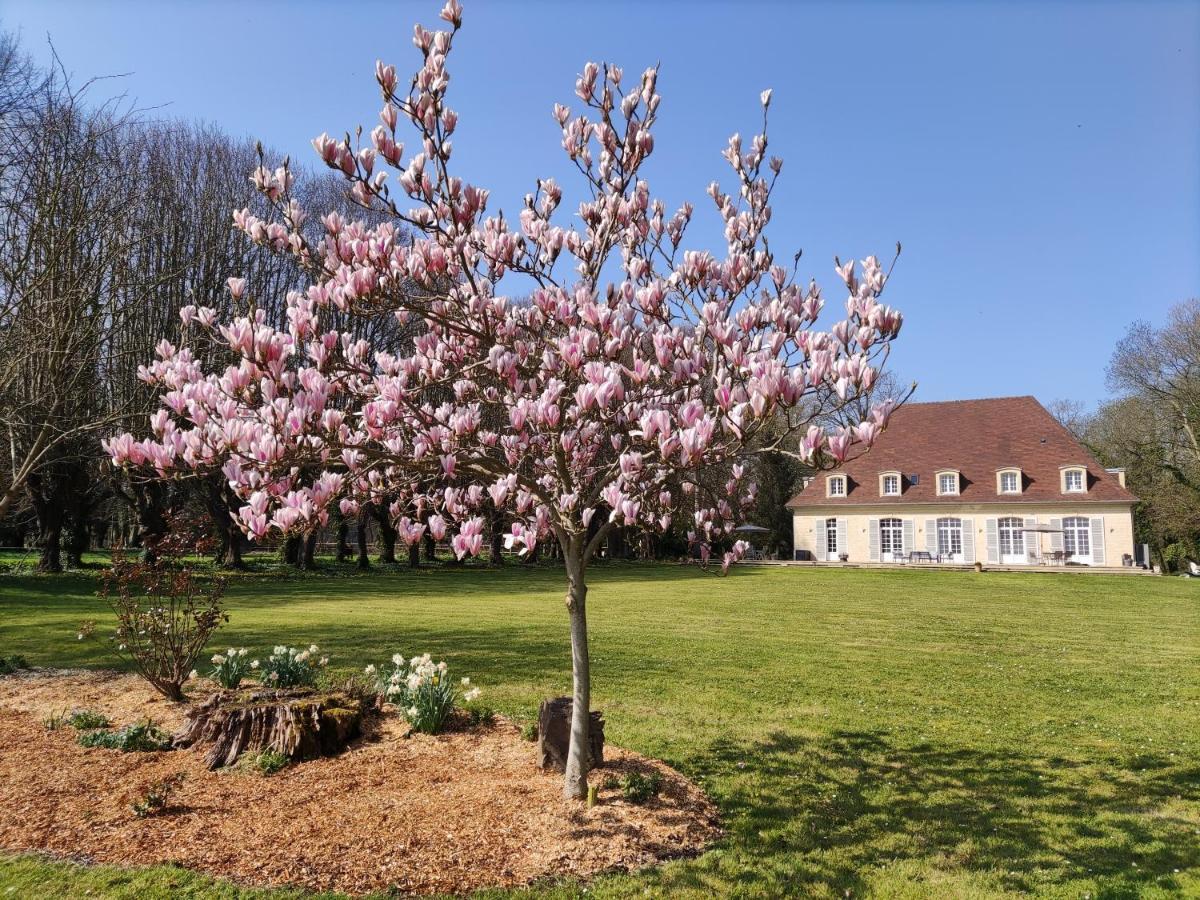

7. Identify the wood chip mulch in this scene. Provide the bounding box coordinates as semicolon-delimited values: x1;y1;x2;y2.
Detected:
0;670;720;896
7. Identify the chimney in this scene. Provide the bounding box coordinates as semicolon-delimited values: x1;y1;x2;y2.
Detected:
1105;467;1126;488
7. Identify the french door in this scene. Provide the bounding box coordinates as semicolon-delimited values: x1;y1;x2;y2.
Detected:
998;517;1026;564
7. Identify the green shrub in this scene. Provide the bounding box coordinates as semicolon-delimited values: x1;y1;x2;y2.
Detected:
67;710;111;730
617;770;663;804
78;720;171;752
0;654;28;675
132;772;185;818
521;721;538;742
260;645;328;688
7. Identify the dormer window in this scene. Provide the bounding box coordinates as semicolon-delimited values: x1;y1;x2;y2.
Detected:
936;470;960;496
880;472;901;497
826;474;847;498
1061;466;1087;493
997;468;1022;495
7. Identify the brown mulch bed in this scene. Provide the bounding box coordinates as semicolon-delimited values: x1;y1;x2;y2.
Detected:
0;669;720;896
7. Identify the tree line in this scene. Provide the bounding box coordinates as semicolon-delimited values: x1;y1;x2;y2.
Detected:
1052;297;1200;572
0;33;417;571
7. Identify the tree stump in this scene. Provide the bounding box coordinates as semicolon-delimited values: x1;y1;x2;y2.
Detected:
536;697;604;772
173;687;369;770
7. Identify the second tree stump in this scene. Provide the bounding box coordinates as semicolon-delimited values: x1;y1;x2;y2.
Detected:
537;697;604;772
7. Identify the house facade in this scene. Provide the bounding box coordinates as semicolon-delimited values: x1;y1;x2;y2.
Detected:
786;397;1137;567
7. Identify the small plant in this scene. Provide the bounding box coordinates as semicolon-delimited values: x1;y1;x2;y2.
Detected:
67;709;111;730
208;647;257;688
617;770;663;805
132;772;185;818
370;653;481;735
78;720;171;752
260;644;328;688
92;533;228;701
521;721;538;742
0;654;28;675
249;750;290;775
43;709;69;731
466;704;495;727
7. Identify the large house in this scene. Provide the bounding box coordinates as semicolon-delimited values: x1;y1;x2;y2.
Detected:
787;396;1137;567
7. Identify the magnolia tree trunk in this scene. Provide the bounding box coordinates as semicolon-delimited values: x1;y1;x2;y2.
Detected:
562;539;592;800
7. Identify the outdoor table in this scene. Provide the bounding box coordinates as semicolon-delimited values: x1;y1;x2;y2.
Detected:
908;551;934;564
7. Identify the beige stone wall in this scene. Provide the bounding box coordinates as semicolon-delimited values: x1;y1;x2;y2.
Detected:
792;502;1136;567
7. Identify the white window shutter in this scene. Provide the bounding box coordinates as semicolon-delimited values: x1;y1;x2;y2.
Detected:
962;517;975;563
1090;516;1105;565
1024;517;1038;561
1049;518;1063;551
836;518;848;558
811;517;821;557
925;519;937;553
868;518;880;562
902;520;915;557
985;518;999;563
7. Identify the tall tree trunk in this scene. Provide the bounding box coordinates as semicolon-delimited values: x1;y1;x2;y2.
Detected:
374;512;397;564
283;536;301;566
562;541;591;800
206;479;246;570
132;480;168;563
335;517;350;563
490;506;504;566
65;516;88;568
408;541;420;568
38;514;63;573
356;511;370;570
301;531;317;569
423;530;436;563
28;474;64;573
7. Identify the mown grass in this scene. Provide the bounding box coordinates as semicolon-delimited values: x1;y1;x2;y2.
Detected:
1;555;1198;898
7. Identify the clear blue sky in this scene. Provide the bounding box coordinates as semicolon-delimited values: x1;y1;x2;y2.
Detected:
4;0;1198;408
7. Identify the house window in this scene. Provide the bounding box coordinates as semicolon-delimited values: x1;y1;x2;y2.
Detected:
825;518;838;555
1063;516;1090;556
1064;468;1085;493
998;517;1025;556
937;472;959;495
936;518;963;557
827;476;846;497
879;517;903;557
999;471;1019;494
882;474;900;496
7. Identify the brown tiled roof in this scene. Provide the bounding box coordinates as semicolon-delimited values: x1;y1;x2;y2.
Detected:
786;396;1136;508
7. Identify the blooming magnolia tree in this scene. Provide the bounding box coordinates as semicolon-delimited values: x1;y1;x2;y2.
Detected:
106;0;904;798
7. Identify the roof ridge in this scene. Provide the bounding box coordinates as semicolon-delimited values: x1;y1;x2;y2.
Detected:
898;395;1038;408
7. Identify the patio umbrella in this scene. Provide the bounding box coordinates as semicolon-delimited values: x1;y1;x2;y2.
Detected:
733;524;772;533
1020;525;1063;533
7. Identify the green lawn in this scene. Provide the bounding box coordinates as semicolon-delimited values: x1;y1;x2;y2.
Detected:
1;559;1198;898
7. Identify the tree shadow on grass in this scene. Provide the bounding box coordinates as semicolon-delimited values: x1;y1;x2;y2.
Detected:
639;729;1200;897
